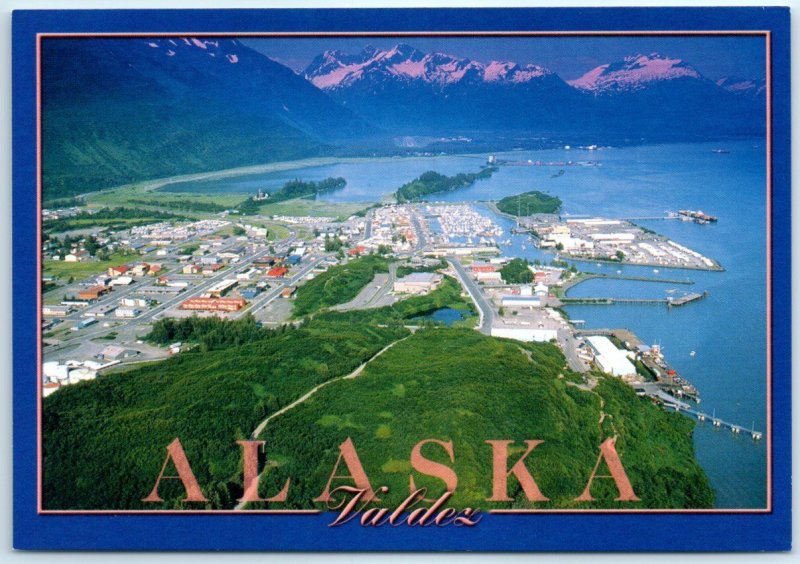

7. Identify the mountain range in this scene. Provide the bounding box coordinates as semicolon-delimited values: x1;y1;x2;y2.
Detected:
304;45;764;139
42;39;766;200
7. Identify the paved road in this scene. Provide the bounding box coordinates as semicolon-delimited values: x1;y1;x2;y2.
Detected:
557;328;590;373
410;209;427;251
448;258;493;335
46;236;298;353
363;209;374;240
54;234;251;324
242;254;326;318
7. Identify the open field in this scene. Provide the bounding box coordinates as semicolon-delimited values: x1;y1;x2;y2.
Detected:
85;187;245;213
255;198;371;221
43;251;141;280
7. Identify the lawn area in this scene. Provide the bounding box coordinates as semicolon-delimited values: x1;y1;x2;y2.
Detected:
257;198;371;221
43;251;140;281
85;186;244;214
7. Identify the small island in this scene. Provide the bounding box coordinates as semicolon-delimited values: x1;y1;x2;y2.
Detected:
497;190;562;216
395;167;497;203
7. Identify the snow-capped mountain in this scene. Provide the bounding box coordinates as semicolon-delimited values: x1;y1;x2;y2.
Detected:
303;44;580;132
568;53;703;94
304;43;556;90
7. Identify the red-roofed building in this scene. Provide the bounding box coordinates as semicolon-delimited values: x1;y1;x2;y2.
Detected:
180;297;246;312
78;285;110;301
108;265;130;277
471;264;498;273
267;267;289;278
348;245;367;256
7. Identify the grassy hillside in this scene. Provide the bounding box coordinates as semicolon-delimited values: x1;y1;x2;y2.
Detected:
253;329;713;510
42;321;408;510
292;255;391;318
497;190;562;216
42;315;712;511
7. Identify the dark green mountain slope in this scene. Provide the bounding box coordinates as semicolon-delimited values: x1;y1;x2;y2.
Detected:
42;318;713;510
41;37;377;201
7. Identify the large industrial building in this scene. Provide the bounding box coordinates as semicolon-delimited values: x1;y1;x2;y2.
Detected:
490;327;557;343
586;335;636;377
393;272;442;295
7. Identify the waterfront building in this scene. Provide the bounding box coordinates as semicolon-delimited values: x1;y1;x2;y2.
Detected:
586;336;636;377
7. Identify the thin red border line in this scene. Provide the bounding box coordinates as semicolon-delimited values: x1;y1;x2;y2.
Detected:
36;32;43;515
35;30;773;515
765;30;773;514
35;30;770;38
45;510;322;515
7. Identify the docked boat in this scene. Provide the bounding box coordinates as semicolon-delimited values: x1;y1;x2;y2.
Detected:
678;209;718;223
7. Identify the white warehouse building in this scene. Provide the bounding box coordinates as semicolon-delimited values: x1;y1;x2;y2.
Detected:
586;336;637;377
586;335;636;376
491;327;558;343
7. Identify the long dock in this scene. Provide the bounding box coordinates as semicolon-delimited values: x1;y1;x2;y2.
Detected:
671;404;763;440
560;292;706;307
633;383;762;440
561;273;695;293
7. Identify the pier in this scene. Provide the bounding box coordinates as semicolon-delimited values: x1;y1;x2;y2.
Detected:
560;292;706;307
672;405;762;440
561;272;695;293
633;383;763;440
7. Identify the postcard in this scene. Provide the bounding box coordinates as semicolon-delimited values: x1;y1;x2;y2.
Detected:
11;7;791;551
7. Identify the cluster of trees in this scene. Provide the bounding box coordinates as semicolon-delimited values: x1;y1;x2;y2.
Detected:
127;198;228;213
43;207;188;233
236;177;348;215
292;255;390;317
324;235;344;252
496;190;562;216
500;258;535;284
145;315;268;351
42;320;408;510
44;197;83;208
46;233;93;258
395;167;497;203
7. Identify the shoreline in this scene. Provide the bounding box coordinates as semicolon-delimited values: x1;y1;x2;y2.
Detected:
77;153;492;200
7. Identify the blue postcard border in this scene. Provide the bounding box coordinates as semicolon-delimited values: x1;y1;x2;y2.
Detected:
12;7;792;551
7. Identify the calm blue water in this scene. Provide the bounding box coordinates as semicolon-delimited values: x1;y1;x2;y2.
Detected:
163;155;487;201
413;307;466;326
165;140;767;508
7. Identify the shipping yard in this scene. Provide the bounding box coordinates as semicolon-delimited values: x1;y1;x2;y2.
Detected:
528;215;723;270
